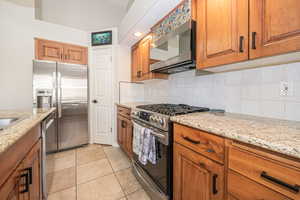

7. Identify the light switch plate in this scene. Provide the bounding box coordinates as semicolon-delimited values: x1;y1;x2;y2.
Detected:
280;81;294;97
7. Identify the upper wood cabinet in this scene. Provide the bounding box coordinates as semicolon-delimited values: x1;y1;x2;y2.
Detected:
196;0;300;69
173;143;224;200
249;0;300;59
197;0;249;69
131;35;168;82
63;44;88;65
35;39;64;62
35;38;88;65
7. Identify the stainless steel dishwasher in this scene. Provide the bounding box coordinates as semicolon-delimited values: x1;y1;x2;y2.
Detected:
41;112;56;200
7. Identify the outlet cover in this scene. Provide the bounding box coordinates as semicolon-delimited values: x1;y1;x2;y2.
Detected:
280;81;294;97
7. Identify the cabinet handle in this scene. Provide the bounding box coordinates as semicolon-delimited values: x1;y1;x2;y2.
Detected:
251;32;257;50
182;135;200;144
24;167;32;184
65;54;67;59
261;171;300;193
206;149;215;153
20;172;29;193
239;36;244;53
212;174;218;195
121;120;127;128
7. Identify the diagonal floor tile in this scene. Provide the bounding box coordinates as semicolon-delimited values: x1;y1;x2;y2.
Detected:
115;168;141;195
47;154;75;173
126;189;151;200
47;187;76;200
77;146;106;166
77;174;125;200
77;159;113;184
47;167;76;194
104;147;131;172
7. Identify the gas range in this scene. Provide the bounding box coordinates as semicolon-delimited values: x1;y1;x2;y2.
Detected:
131;104;209;132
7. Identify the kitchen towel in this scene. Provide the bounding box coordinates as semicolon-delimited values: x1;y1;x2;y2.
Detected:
133;122;144;155
139;127;156;165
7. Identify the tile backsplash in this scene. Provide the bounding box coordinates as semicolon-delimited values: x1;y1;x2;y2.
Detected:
143;62;300;121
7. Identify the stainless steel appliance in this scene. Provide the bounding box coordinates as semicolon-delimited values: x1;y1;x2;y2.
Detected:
131;104;209;200
41;112;55;199
36;89;53;109
33;60;89;153
150;20;196;74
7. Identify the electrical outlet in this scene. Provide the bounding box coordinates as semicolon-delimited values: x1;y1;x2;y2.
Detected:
280;81;294;97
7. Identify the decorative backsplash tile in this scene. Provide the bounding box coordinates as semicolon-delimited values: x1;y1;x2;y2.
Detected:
152;0;191;42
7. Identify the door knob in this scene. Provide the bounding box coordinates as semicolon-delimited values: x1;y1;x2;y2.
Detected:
92;100;98;103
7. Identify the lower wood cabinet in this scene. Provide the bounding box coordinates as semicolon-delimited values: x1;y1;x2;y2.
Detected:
173;123;300;200
117;105;133;158
173;143;224;200
0;126;42;200
228;170;291;200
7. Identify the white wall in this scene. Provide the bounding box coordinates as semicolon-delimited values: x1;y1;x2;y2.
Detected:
0;1;88;110
38;0;129;31
143;63;300;121
119;0;182;46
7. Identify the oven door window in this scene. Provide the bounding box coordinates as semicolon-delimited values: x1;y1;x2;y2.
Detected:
133;138;169;194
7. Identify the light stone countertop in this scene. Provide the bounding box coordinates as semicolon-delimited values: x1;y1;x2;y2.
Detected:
0;108;56;154
116;102;154;109
171;112;300;159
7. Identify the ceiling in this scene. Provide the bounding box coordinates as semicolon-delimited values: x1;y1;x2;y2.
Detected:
36;0;132;31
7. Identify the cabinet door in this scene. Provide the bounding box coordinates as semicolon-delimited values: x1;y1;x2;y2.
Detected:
196;0;249;68
63;44;88;65
0;163;25;200
35;39;64;62
173;143;224;200
22;141;42;200
124;118;133;158
131;45;141;82
228;170;291;200
117;116;123;147
139;37;150;77
249;0;300;59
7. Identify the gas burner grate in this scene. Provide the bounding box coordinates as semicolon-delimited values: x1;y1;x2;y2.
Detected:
136;104;209;116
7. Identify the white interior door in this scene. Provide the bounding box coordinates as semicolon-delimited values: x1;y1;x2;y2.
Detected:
90;47;113;145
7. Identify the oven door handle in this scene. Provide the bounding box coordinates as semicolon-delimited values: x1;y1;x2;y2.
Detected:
132;119;166;140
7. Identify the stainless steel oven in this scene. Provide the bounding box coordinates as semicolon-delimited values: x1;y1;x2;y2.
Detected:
132;119;172;200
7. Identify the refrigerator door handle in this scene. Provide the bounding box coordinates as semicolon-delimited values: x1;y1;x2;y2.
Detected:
58;72;62;118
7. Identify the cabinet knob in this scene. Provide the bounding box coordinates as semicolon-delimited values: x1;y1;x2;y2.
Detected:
92;100;98;104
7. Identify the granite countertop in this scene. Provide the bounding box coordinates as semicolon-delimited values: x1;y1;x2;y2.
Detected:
171;112;300;159
116;102;154;109
0;108;56;154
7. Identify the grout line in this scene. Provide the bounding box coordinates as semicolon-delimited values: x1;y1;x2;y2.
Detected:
104;146;129;199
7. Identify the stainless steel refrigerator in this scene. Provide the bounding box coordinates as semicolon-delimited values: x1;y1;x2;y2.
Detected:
33;60;89;153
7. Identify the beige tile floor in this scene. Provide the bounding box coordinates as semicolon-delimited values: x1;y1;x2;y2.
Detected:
46;144;151;200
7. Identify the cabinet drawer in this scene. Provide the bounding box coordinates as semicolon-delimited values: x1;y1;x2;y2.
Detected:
117;106;131;119
228;170;291;200
174;124;225;164
229;146;300;199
